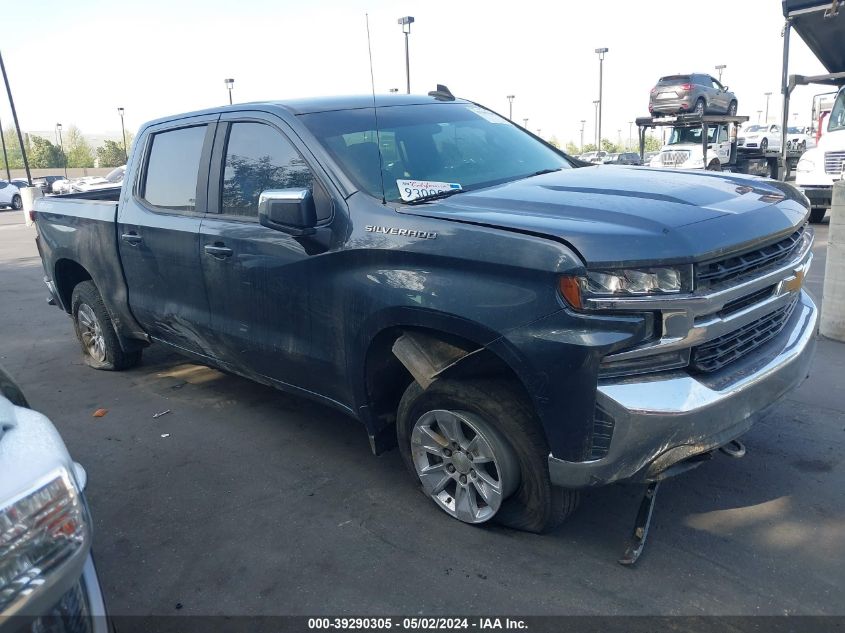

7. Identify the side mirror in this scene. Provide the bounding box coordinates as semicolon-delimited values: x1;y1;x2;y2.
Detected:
258;189;317;236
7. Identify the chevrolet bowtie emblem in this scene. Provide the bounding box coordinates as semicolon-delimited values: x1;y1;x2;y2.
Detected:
782;267;806;294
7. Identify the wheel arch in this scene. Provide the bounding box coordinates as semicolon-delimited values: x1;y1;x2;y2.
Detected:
357;314;537;455
54;258;93;314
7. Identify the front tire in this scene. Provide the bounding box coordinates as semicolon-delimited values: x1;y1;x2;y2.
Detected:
71;281;141;370
727;100;738;116
760;138;769;152
397;378;579;533
693;98;705;116
11;195;22;210
706;160;722;171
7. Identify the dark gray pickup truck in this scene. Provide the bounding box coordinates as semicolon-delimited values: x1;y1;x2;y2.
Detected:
34;92;817;556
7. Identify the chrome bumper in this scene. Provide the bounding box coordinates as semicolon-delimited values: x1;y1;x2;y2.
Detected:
548;289;818;488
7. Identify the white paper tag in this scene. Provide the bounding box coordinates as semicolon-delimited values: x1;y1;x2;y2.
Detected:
468;106;507;124
397;179;462;202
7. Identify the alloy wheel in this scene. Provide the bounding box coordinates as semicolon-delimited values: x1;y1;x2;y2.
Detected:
410;409;519;524
77;303;106;362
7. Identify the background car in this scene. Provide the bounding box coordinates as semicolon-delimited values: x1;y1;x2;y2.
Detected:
604;152;642;165
32;175;67;194
738;123;783;151
649;73;738;117
71;165;125;193
0;180;23;210
786;126;816;151
579;150;607;164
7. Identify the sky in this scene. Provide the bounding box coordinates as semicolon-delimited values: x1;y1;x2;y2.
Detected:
0;0;831;148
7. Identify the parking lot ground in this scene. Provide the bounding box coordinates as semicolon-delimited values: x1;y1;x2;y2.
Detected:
1;209;844;615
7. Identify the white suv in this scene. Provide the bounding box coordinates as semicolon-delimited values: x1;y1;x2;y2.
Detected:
649;124;731;170
796;86;845;223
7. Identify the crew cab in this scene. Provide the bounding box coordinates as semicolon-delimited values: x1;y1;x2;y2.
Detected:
33;92;818;538
796;85;845;223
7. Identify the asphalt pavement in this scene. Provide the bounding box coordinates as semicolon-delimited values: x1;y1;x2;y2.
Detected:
0;208;843;615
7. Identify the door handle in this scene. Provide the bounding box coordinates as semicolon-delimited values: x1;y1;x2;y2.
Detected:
121;232;142;245
204;244;233;258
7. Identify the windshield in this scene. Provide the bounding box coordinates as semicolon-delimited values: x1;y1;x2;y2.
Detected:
787;127;802;134
829;89;845;133
668;126;718;145
744;125;766;133
658;76;689;85
300;102;571;202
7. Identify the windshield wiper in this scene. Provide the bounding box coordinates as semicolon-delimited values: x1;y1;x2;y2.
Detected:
528;168;563;176
405;188;466;205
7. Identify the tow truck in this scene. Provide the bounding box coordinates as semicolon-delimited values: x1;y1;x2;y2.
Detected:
636;113;803;178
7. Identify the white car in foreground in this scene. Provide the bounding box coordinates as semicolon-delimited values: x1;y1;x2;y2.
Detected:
0;180;24;209
737;124;782;152
0;366;108;628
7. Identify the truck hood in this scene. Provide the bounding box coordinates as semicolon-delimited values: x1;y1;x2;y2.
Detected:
401;166;809;267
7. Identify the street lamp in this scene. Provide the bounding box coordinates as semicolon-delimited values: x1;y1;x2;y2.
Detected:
715;64;727;82
594;47;609;150
389;88;399;93
224;78;234;105
56;123;67;179
579;119;586;153
764;92;772;123
117;107;127;163
628;121;633;151
398;16;415;94
592;99;600;147
757;110;763;123
523;118;529;129
507;95;515;120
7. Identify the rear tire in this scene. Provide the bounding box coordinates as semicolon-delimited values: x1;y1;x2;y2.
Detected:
397;378;579;533
809;208;827;223
71;281;142;371
11;195;22;210
693;98;705;116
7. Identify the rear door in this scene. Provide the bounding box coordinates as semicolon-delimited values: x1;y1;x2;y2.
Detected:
198;113;337;391
117;116;218;356
710;77;728;112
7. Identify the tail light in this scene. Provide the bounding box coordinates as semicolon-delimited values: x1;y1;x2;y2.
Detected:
680;83;692;91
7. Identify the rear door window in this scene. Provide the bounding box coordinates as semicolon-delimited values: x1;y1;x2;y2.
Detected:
141;125;207;212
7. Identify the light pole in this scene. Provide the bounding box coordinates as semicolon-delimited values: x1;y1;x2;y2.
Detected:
507;95;515;120
0;50;31;184
628;121;633;151
595;47;608;151
56;123;67;179
764;92;772;123
0;113;10;180
224;78;234;105
117;107;127;162
389;88;399;93
715;64;727;82
579;119;586;153
592;99;600;147
398;16;415;94
523;118;529;129
757;110;763;124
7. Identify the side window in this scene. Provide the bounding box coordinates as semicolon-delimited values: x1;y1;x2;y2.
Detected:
221;122;313;218
718;127;729;143
711;79;722;90
141;125;207;212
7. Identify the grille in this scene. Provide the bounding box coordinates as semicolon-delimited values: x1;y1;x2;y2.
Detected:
588;407;615;460
697;227;804;288
690;296;798;373
660;150;690;166
824;151;845;175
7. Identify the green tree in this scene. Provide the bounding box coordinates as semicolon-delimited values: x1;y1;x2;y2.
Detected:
64;125;95;168
2;127;23;170
600;138;620;153
565;141;579;155
644;135;663;152
580;143;597;153
547;135;561;149
28;136;64;168
97;140;127;167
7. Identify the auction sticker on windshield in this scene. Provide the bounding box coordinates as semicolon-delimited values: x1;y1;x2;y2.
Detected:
397;180;462;202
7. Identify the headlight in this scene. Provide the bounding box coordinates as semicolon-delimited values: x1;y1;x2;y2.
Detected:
797;158;815;172
0;468;90;614
559;267;687;309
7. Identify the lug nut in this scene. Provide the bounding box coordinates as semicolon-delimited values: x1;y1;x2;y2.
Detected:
459;475;467;484
443;448;452;457
470;470;476;478
446;464;456;473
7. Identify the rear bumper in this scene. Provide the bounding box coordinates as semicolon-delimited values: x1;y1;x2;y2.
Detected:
548;290;818;488
650;95;693;113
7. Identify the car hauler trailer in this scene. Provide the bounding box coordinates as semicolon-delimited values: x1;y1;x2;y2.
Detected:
636;114;802;177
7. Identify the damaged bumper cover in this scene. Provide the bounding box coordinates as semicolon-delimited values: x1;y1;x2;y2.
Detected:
548;289;818;489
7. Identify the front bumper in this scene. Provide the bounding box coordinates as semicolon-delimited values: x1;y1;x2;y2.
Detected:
548;289;818;488
797;185;833;209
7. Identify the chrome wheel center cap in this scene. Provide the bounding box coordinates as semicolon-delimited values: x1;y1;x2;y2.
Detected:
451;451;472;474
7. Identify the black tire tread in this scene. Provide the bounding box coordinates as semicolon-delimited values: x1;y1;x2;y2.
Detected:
809;208;827;223
71;280;141;371
396;378;579;533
